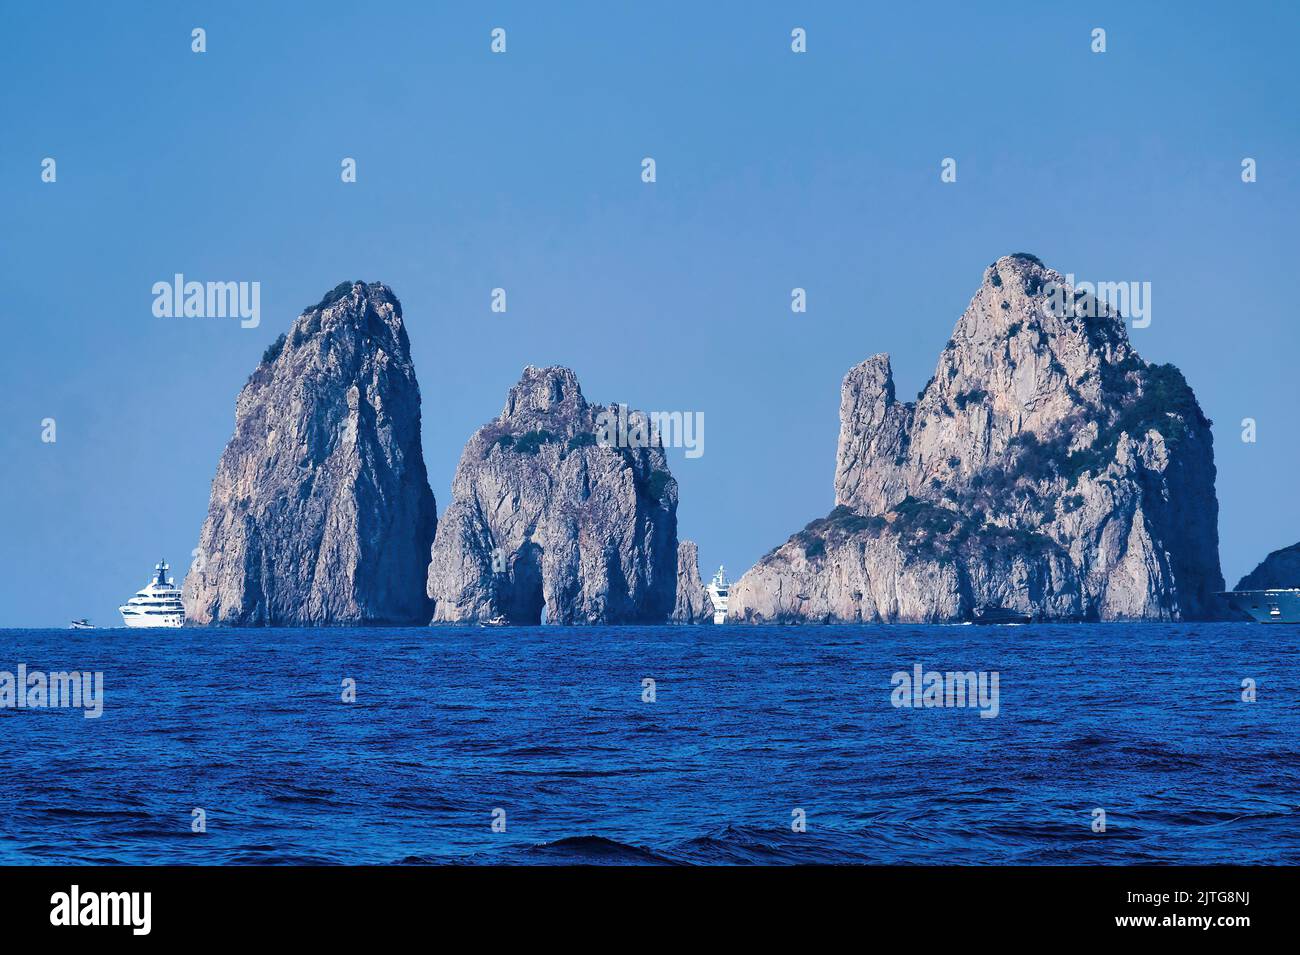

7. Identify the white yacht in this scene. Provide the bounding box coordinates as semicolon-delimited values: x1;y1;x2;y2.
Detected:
706;566;730;625
119;559;185;628
1227;589;1300;624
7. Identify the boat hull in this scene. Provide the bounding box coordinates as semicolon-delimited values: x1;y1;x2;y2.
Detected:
1228;589;1300;624
707;587;728;624
120;612;184;628
972;607;1032;625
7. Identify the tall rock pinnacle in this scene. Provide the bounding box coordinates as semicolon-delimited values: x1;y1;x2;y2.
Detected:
426;366;679;624
671;540;712;624
730;254;1224;622
182;281;437;625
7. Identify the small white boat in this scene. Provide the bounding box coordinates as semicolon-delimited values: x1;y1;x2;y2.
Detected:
70;618;94;629
118;559;185;628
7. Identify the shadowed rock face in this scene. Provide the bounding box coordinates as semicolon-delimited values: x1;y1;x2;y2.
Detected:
671;540;711;624
182;281;437;625
1236;543;1300;590
426;366;678;624
730;254;1224;623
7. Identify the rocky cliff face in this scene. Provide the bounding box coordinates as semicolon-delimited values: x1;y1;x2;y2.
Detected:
730;254;1224;623
182;281;437;625
1236;542;1300;590
426;366;679;624
671;540;712;623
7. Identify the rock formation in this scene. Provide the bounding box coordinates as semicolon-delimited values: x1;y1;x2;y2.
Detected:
730;254;1224;623
182;281;437;625
426;366;679;624
671;540;712;623
1236;542;1300;590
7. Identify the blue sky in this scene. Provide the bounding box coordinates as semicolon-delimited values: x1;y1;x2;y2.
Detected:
2;1;1297;626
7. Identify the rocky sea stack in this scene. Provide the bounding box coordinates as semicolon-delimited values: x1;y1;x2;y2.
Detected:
671;540;712;624
182;281;437;625
426;366;679;624
730;254;1224;623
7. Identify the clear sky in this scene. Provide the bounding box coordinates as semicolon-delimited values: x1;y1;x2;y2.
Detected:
2;2;1297;626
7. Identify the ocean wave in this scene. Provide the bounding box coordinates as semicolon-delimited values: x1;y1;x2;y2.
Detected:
517;836;677;865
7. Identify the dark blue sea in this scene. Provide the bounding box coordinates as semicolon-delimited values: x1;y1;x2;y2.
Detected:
0;624;1295;865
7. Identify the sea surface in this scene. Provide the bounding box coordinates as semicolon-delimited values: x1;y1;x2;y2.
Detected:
0;624;1296;865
